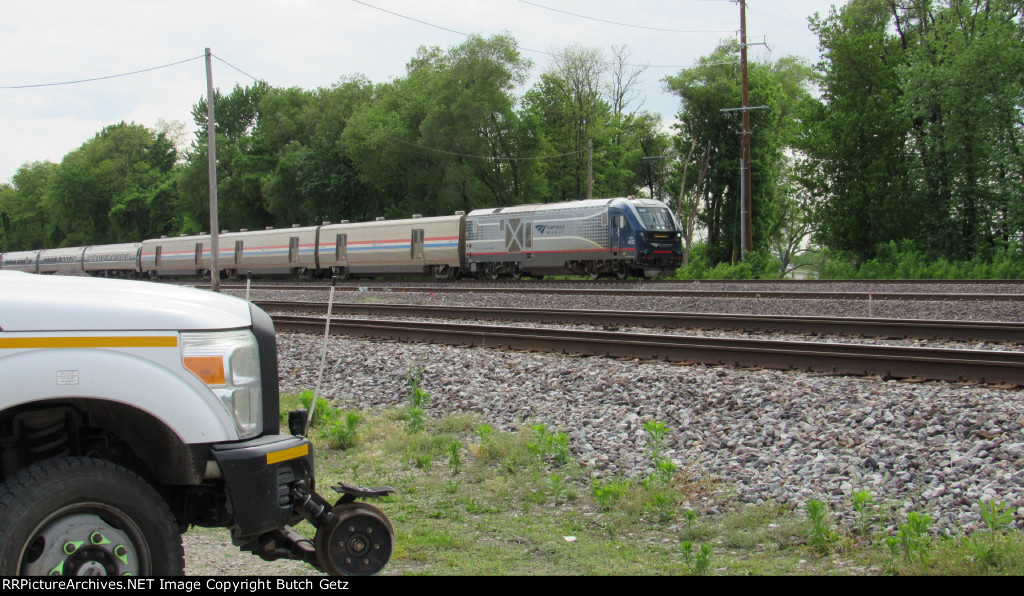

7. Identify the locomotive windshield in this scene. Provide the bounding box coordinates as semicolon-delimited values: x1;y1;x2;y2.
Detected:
635;207;676;232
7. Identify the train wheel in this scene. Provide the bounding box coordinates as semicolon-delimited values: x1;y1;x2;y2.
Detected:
314;502;394;576
614;265;629;280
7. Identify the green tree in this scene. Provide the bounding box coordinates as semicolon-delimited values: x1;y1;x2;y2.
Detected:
45;123;177;246
665;49;813;265
343;34;540;216
803;0;1024;263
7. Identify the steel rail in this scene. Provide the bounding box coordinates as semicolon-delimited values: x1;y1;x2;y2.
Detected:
213;284;1024;301
271;314;1024;385
256;300;1024;343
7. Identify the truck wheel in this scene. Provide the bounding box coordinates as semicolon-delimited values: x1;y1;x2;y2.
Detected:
0;457;185;576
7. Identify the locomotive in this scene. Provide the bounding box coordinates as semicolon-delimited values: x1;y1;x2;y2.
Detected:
0;197;683;280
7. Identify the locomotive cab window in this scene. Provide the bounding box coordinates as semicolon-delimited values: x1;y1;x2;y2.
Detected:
636;207;676;232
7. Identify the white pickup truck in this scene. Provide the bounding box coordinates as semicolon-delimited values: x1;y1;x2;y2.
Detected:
0;271;392;576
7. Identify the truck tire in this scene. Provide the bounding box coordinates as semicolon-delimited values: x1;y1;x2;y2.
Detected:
0;457;185;576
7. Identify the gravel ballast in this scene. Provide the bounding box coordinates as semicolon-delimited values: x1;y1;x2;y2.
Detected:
261;283;1024;529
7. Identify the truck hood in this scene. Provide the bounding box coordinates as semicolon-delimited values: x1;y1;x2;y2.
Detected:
0;271;252;332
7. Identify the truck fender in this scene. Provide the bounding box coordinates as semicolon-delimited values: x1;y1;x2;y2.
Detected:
0;348;239;443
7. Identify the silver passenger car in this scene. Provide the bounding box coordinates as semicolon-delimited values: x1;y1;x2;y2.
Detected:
141;234;210;278
82;243;143;278
0;250;40;273
218;226;320;279
37;246;87;274
318;214;465;280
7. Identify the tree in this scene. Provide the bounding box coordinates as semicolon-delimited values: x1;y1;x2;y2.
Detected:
343;34;540;216
665;49;813;265
803;0;1024;263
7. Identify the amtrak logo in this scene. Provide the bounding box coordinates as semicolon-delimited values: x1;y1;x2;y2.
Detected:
535;224;566;235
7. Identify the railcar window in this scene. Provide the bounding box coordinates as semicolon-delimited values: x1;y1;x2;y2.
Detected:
636;207;676;232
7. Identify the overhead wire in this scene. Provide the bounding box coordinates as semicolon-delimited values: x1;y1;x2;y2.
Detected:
516;0;735;34
0;55;205;89
349;0;720;69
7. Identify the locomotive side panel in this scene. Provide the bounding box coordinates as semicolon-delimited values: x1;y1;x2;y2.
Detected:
467;200;624;277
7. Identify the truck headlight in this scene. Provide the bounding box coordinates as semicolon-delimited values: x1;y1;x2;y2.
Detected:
181;330;263;439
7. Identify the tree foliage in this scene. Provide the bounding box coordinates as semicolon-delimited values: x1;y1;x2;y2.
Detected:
803;0;1024;263
664;49;813;266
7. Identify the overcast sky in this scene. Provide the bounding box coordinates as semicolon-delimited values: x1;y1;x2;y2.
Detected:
0;0;844;184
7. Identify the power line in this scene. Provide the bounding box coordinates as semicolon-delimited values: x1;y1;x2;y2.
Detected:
0;55;204;89
516;0;735;34
350;0;698;69
213;55;261;83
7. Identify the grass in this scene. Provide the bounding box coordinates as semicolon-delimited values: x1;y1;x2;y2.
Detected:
267;392;1024;576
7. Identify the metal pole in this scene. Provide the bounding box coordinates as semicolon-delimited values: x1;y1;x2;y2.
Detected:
205;48;220;292
587;138;593;200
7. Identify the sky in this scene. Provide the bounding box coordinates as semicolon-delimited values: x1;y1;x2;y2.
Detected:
0;0;845;184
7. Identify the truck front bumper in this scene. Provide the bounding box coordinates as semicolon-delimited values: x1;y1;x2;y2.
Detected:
210;433;315;536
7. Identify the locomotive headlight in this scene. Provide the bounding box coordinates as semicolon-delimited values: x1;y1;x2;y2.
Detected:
181;330;264;439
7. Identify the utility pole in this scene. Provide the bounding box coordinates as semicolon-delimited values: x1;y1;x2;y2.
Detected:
739;0;752;258
205;48;220;292
587;138;594;200
720;1;766;260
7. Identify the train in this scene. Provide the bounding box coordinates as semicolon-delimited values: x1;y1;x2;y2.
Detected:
0;196;683;281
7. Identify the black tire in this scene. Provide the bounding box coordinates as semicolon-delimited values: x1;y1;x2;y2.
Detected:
0;457;185;576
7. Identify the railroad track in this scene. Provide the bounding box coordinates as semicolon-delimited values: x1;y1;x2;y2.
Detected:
271;313;1024;385
212;283;1024;301
255;300;1024;343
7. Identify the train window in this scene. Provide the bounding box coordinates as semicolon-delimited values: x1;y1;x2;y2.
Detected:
411;229;424;259
234;241;243;264
155;246;162;266
335;234;347;261
195;243;203;265
636;207;676;232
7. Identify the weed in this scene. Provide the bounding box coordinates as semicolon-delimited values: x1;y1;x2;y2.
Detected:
413;454;433;470
804;499;838;555
978;499;1014;533
525;424;573;467
448;440;464;475
851;490;876;536
643;420;676;482
475;423;495;444
406;365;429;433
681;541;713;576
324;410;362;450
591;477;631;511
897;511;933;565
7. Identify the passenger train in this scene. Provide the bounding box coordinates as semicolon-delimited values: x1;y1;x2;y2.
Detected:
0;197;683;281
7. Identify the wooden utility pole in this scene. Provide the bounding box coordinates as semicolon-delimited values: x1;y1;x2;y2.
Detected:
205;48;220;292
739;0;753;258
